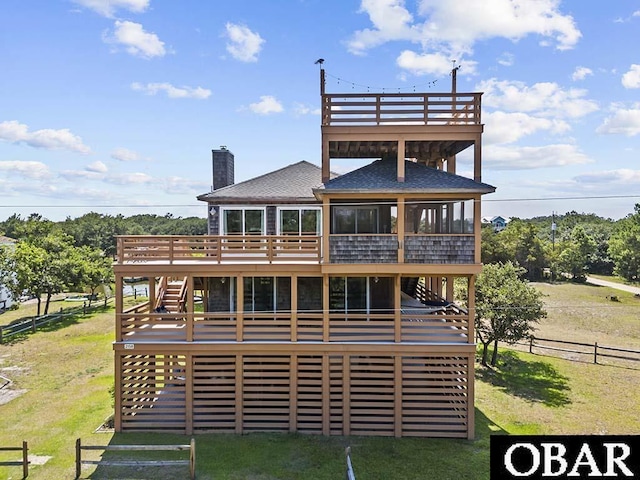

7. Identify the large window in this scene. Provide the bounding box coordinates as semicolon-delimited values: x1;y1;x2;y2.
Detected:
222;208;265;235
329;276;393;313
405;200;474;234
278;208;321;235
243;276;291;312
332;206;379;234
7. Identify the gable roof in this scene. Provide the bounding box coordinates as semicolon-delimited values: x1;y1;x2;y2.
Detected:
314;158;495;195
197;161;334;204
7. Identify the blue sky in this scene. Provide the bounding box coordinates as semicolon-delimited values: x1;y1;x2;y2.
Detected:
1;0;639;222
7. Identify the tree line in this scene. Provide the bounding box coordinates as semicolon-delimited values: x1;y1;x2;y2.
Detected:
0;213;207;315
482;204;640;283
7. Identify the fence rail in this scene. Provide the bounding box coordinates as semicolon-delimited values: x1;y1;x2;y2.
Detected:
526;336;640;364
0;441;29;478
0;298;112;344
75;438;195;480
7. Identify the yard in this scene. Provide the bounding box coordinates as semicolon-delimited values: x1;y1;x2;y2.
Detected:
0;282;638;479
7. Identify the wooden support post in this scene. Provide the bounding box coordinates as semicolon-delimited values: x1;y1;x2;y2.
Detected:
322;355;330;435
115;275;123;341
343;355;350;436
394;275;401;342
397;197;405;264
290;355;298;432
594;342;598;364
467;355;475;440
291;275;298;342
189;438;196;480
235;354;243;434
236;276;244;342
114;354;123;432
185;353;193;435
394;356;402;438
322;275;330;342
186;275;194;342
397;138;405;182
474;134;482;183
467;276;475;344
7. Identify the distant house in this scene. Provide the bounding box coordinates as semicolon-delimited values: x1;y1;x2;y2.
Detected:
0;235;15;310
482;215;509;232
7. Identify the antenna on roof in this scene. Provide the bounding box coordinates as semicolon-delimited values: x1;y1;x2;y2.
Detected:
450;60;461;94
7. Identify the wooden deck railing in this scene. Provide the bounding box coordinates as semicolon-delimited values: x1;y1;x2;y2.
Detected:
116;235;321;264
321;92;482;126
117;310;469;343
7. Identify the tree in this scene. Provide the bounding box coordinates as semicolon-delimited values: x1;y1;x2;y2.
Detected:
475;262;547;366
0;232;111;315
608;204;640;282
557;225;597;282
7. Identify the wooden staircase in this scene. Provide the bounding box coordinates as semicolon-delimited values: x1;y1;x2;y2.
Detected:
155;276;188;313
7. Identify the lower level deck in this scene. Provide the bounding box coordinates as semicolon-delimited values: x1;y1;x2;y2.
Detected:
113;343;475;439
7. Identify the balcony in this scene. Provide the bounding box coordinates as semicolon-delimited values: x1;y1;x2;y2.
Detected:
117;304;469;344
115;235;321;265
322;92;482;126
115;233;476;265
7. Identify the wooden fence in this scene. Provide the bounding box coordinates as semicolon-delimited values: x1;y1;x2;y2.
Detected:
0;441;29;479
526;336;640;365
75;438;195;480
0;298;112;343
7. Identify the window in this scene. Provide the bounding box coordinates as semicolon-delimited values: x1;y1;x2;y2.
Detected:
404;200;475;234
329;276;392;313
222;208;265;235
243;277;291;312
278;208;321;235
332;206;379;234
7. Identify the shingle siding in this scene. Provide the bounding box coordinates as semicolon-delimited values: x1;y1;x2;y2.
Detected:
404;235;474;263
329;236;398;263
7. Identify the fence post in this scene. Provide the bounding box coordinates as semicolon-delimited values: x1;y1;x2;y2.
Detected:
0;326;3;344
31;317;36;333
75;438;81;479
529;336;534;354
22;440;28;479
594;342;598;364
189;438;196;480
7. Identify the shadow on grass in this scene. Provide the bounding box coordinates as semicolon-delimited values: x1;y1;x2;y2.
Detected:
476;350;572;408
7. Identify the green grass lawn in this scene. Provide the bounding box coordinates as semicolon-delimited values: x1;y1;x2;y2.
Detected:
0;286;638;479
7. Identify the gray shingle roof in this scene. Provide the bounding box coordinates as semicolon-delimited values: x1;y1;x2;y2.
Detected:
315;158;495;195
197;161;330;204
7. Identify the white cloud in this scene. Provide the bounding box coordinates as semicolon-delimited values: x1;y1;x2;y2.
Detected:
293;103;321;116
621;64;640;89
596;106;640;136
105;172;154;185
477;78;599;118
634;10;640;17
111;147;140;162
484;144;592;170
0;120;91;153
574;169;640;186
497;52;514;66
483;111;570;144
572;66;593;81
0;160;51;179
396;50;476;76
131;82;211;99
163;176;210;194
87;161;108;173
71;0;149;18
347;0;581;55
225;23;264;62
103;20;166;58
248;96;283;115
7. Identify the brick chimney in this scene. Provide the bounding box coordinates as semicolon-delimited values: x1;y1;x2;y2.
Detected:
212;146;234;190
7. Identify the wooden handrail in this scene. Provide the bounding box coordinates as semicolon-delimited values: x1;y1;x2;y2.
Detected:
321;92;482;126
